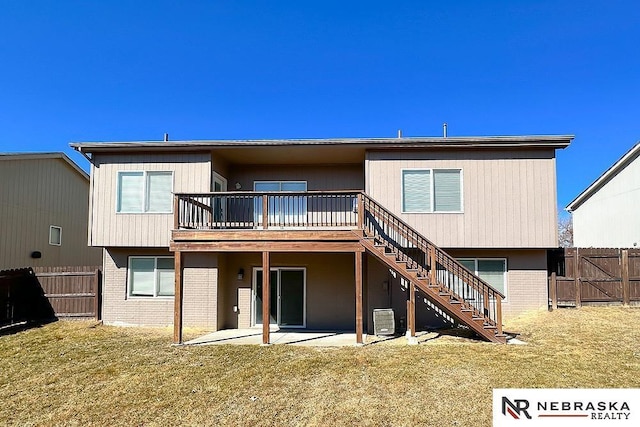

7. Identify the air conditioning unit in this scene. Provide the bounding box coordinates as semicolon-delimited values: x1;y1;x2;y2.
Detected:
373;308;395;336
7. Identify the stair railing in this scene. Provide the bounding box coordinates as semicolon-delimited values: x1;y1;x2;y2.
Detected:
360;193;504;333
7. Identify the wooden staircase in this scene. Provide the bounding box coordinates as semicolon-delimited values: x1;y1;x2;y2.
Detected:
358;194;507;344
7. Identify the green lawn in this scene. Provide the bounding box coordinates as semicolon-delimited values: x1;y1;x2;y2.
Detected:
1;306;639;426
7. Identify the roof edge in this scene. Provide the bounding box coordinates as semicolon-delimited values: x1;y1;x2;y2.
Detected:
0;152;89;181
71;134;574;153
566;141;640;212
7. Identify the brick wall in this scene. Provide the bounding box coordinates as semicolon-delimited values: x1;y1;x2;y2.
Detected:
102;248;219;328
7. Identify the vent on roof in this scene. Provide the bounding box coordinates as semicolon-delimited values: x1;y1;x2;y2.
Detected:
373;308;395;336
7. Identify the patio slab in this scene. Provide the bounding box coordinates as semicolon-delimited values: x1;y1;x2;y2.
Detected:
184;328;441;347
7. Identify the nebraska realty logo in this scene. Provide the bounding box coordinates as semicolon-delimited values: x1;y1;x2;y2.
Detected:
493;389;639;426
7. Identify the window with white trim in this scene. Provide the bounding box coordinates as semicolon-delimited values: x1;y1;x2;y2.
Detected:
402;169;462;213
49;226;62;246
117;171;173;213
458;258;507;297
128;257;175;298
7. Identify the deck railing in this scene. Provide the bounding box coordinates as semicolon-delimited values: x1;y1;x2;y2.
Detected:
175;191;360;230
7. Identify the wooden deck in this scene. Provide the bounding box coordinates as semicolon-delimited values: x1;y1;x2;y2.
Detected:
171;191;506;345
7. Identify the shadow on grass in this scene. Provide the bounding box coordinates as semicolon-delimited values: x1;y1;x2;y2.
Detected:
0;318;57;337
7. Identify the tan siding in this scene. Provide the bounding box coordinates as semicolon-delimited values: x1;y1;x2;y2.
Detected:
366;149;558;248
227;164;364;191
91;152;211;247
0;157;101;269
211;152;230;179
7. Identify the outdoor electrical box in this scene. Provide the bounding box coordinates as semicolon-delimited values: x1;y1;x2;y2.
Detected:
373;308;395;336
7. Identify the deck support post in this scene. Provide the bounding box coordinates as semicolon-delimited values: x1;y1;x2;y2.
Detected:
407;281;416;343
496;295;503;335
173;251;184;344
262;251;271;345
355;250;363;345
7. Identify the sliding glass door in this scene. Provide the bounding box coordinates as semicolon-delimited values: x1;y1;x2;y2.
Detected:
253;268;306;327
254;181;307;226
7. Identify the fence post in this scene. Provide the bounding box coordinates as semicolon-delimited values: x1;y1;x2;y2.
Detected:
574;248;581;308
550;272;557;310
622;249;630;306
94;268;100;320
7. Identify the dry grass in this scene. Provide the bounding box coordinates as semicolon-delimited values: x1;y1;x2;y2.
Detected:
1;306;639;426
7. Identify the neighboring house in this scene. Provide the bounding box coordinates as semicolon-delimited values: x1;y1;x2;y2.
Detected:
567;142;640;248
71;135;573;344
0;153;102;270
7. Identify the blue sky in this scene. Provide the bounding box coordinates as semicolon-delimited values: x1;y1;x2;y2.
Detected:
1;1;638;212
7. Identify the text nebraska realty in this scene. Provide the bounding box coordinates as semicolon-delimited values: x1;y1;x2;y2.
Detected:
503;397;631;420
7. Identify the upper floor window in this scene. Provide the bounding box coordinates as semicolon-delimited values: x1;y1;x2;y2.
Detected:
117;171;173;213
402;169;462;213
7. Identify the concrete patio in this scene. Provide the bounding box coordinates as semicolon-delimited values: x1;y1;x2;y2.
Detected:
184;328;443;347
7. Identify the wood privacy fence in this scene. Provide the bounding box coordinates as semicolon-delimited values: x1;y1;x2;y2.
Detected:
548;248;640;308
0;266;100;327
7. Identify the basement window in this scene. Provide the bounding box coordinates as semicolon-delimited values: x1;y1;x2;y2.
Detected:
458;258;507;298
128;256;175;298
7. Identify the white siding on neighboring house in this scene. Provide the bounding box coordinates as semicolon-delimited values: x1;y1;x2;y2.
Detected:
569;145;640;248
366;149;559;248
90;152;211;247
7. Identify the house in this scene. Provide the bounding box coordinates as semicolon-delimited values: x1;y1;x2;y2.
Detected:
566;141;640;248
0;153;102;270
71;134;573;344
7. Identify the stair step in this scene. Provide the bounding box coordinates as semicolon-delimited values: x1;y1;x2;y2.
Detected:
472;317;485;322
449;300;462;304
483;325;497;330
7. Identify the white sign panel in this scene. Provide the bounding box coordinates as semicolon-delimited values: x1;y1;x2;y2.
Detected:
493;389;640;426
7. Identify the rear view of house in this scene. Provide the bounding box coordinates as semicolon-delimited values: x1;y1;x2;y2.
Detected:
72;135;572;344
0;153;102;270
